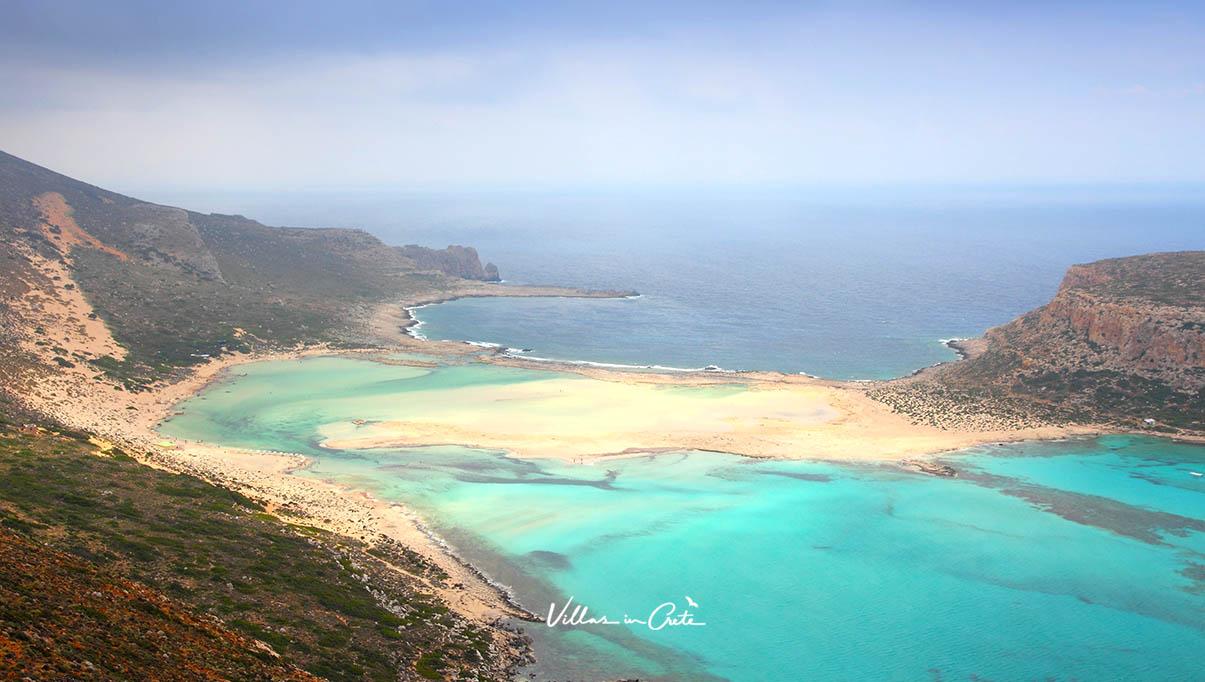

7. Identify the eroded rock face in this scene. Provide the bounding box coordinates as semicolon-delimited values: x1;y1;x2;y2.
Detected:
944;251;1204;429
992;288;1203;388
399;244;502;281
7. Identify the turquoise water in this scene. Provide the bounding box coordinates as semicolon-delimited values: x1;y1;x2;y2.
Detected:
161;357;1205;680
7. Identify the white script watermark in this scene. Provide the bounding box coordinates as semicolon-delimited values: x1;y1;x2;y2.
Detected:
546;595;706;631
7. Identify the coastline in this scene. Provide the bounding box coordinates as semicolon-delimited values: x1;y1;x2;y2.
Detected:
11;286;1135;640
398;298;996;381
18;344;536;626
378;283;639;341
10;282;637;633
4;146;1200;681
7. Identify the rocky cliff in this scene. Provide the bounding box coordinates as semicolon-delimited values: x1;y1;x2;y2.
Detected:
399;244;500;281
940;252;1204;431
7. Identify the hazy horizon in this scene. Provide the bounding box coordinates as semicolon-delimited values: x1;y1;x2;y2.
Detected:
3;1;1204;192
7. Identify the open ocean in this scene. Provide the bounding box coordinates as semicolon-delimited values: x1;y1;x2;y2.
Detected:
156;185;1205;379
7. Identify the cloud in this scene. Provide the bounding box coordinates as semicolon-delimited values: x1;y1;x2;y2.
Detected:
1;2;1203;188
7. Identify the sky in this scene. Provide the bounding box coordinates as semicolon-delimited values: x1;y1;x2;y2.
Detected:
1;1;1203;191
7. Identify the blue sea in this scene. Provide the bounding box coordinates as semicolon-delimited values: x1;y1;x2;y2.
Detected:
156;185;1205;379
161;356;1205;681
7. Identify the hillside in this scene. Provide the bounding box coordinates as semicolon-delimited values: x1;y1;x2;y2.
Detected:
0;150;501;389
873;252;1204;434
0;417;524;681
1;525;317;682
0;151;547;681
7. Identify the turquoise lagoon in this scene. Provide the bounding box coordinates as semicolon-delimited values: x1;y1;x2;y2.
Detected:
162;356;1205;681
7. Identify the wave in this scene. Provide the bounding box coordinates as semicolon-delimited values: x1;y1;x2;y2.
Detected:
406;294;735;374
402;304;432;340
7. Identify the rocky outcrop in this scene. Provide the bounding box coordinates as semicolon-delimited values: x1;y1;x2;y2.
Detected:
399;244;501;281
940;252;1204;431
1028;289;1202;381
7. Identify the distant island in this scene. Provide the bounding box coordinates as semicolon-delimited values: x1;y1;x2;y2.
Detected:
1;150;1201;679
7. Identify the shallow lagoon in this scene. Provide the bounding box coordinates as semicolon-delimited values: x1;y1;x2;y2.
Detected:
162;357;1205;681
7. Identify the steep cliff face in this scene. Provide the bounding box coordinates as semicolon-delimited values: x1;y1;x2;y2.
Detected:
398;244;501;281
943;252;1204;430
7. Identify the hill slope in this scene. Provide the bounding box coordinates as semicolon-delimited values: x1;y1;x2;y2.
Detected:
874;252;1204;434
0;418;524;681
1;525;317;682
0;150;501;389
0;151;543;679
